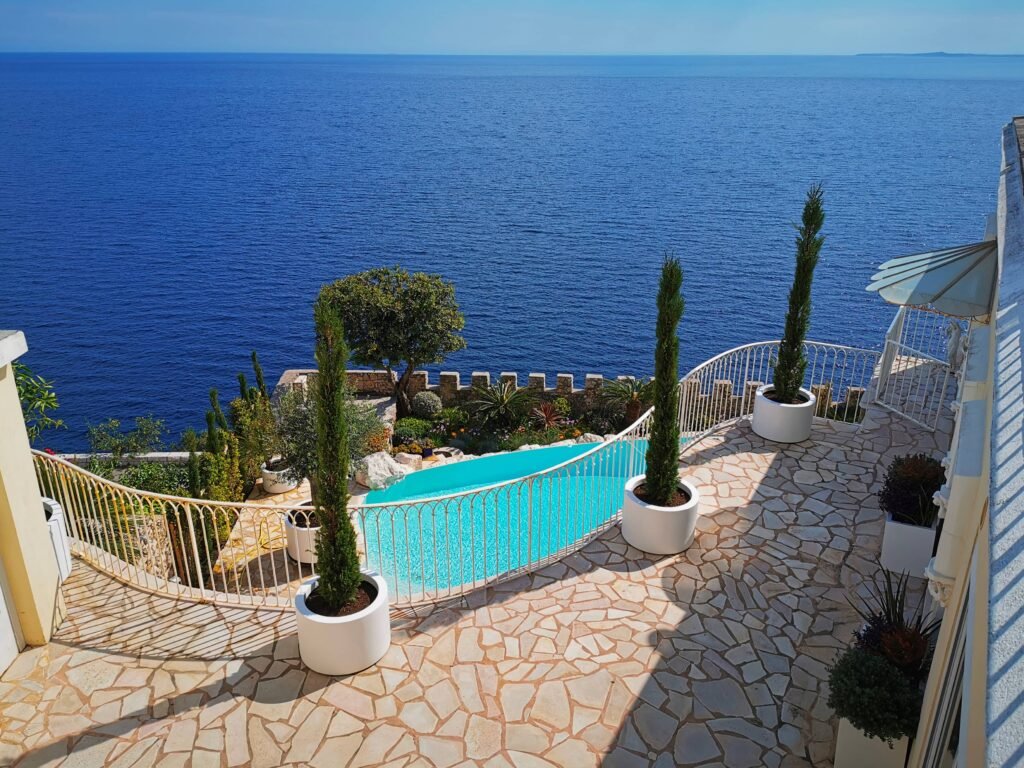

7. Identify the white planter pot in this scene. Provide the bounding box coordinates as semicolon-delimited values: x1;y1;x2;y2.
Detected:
621;475;701;555
751;385;817;443
261;462;299;495
42;498;72;583
880;515;935;577
284;512;320;565
833;717;909;768
295;571;391;675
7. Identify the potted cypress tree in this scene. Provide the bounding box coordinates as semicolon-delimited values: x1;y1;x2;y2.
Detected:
621;255;701;555
294;297;391;675
752;184;825;443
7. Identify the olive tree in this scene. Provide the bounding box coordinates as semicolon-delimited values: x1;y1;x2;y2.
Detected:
320;266;466;417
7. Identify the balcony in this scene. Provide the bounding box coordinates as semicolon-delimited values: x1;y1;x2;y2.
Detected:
0;390;948;767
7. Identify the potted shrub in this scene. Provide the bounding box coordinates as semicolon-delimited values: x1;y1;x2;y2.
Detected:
295;296;391;675
879;453;944;576
828;567;939;768
276;388;322;564
420;437;436;459
752;184;826;443
621;255;701;555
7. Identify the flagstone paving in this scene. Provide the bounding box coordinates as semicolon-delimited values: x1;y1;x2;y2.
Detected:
0;407;947;767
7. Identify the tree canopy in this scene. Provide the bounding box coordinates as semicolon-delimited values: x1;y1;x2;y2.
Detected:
320;266;466;416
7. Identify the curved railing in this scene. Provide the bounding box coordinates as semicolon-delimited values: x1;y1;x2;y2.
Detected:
677;340;882;445
33;408;653;609
33;339;882;611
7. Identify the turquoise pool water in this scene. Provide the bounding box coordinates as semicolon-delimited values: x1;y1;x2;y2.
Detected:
360;440;652;600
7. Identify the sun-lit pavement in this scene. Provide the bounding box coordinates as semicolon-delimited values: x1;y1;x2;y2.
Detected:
0;406;947;768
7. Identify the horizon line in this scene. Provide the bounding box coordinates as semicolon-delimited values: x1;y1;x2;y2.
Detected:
2;50;1024;58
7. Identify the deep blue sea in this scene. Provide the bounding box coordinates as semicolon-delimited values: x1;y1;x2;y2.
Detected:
3;54;1024;451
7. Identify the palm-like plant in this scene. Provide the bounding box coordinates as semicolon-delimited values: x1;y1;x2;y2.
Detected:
601;377;653;425
470;381;537;428
531;402;565;429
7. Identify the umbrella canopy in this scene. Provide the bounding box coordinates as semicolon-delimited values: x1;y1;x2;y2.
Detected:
866;240;998;318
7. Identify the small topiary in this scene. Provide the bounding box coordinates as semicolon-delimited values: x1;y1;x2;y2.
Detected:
827;647;921;746
411;391;443;419
393;417;433;443
878;453;945;527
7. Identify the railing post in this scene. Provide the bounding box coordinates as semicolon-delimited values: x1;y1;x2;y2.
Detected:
877;307;906;398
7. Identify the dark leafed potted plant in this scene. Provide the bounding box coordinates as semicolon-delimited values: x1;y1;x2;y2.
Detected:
878;453;945;576
829;567;939;767
752;184;825;443
294;296;391;675
621;255;701;555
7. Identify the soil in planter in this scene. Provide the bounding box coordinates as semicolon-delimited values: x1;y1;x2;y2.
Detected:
762;388;811;405
265;457;289;472
633;482;691;507
288;510;319;528
305;581;379;618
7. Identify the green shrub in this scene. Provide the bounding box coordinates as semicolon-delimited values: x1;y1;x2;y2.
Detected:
827;648;921;746
411;391;443;419
88;416;166;459
119;463;190;495
393;417;433;442
14;361;64;444
436;407;469;430
469;381;536;428
552;397;572;417
878;453;945;527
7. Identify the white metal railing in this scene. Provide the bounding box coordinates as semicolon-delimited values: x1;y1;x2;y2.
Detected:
874;306;963;431
33;409;653;609
677;340;882;439
36;337;932;613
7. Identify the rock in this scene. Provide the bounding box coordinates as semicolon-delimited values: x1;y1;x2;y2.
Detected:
354;451;412;489
548;440;576;448
516;444;541;451
578;433;603;443
603;434;618;442
393;453;422;470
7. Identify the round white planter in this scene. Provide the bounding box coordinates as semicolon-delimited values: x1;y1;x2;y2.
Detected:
751;385;817;443
295;571;391;675
284;512;320;565
261;462;299;495
621;475;701;555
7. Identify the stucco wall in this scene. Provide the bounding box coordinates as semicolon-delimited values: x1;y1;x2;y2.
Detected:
987;117;1024;767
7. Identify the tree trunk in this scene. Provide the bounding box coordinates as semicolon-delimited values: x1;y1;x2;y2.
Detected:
625;399;642;426
395;366;414;418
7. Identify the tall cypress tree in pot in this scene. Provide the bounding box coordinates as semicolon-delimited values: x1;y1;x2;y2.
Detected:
752;185;827;443
621;254;702;555
294;296;391;676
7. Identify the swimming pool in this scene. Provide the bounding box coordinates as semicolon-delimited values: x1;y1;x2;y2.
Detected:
359;439;653;601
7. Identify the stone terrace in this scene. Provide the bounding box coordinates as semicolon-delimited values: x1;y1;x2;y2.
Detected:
0;406;946;767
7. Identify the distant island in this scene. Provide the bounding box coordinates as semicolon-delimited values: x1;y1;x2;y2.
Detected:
857;51;1022;57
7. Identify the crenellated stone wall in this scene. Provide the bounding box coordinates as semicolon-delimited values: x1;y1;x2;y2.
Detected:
276;368;639;404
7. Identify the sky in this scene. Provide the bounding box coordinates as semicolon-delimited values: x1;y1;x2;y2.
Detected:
1;0;1022;56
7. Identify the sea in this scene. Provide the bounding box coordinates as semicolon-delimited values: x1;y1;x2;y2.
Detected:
2;53;1024;451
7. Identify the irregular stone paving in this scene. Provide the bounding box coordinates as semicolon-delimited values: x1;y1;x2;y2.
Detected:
0;406;947;767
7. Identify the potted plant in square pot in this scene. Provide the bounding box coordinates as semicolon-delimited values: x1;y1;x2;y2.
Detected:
621;254;701;555
294;296;391;675
878;453;944;576
752;184;825;443
828;567;938;768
